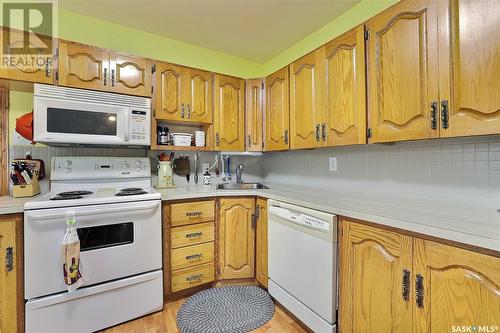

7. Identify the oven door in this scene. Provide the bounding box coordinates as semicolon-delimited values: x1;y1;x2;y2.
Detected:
24;200;162;299
34;96;128;145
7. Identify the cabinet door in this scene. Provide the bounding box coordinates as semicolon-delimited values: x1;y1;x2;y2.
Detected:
324;26;366;147
110;53;151;97
213;74;245;151
0;215;23;333
339;219;413;333
438;0;500;137
265;67;289;151
0;28;54;84
155;62;184;121
255;198;268;288
58;41;110;92
366;0;439;143
245;79;264;151
289;49;325;149
414;239;500;333
218;198;255;279
184;68;212;123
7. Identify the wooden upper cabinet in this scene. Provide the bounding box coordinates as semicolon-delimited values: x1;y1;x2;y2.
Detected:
323;26;366;147
255;198;268;288
184;68;212;123
340;219;413;333
217;198;255;279
0;28;54;84
109;53;151;97
245;79;264;151
289;49;325;149
366;0;439;143
155;62;183;121
58;41;110;92
414;239;500;333
265;67;289;151
213;74;245;151
438;0;500;137
0;215;23;333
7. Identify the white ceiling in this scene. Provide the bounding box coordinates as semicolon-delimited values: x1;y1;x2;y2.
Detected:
58;0;360;63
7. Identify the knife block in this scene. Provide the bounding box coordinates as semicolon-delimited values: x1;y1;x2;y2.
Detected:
12;176;41;198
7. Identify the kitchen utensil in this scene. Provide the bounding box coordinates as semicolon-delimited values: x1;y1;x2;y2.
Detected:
226;157;232;180
194;154;199;184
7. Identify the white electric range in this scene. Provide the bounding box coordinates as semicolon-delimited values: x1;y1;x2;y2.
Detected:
24;157;163;333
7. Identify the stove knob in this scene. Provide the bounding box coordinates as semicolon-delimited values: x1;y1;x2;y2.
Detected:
136;160;144;170
122;162;130;170
64;167;72;174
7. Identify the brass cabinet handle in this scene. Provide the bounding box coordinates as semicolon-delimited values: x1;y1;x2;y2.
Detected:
441;100;449;129
186;211;202;217
415;274;424;308
111;69;116;86
186;274;203;282
284;129;289;144
215;133;220;146
103;68;108;85
248;135;252;147
185;253;203;261
186;104;191;119
251;204;260;229
181;103;185;118
430;101;438;130
315;124;320;142
185;232;203;239
5;247;13;272
402;269;410;302
321;123;327;141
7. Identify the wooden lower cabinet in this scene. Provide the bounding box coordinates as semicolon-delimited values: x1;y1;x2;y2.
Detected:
255;198;268;288
217;198;255;280
0;214;23;333
340;217;500;333
414;239;500;333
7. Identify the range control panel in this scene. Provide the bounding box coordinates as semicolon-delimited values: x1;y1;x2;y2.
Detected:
269;206;330;232
52;157;151;180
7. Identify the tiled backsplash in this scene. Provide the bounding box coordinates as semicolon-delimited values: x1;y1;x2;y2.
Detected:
261;136;500;198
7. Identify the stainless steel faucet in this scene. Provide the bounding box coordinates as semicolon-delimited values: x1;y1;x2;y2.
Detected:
235;163;244;183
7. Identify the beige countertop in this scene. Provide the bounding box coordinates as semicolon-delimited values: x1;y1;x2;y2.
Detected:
2;182;499;253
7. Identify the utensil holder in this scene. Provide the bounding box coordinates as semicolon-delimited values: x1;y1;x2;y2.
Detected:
12;176;40;198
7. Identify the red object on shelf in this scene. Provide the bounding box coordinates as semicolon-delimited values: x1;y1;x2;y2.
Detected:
15;111;35;144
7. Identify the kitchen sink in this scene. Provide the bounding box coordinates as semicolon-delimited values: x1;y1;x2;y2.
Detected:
216;183;269;190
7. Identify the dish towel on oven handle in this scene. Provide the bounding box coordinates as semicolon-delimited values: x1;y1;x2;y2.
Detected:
62;212;84;292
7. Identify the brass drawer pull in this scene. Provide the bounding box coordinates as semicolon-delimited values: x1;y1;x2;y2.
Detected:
186;211;202;217
186;253;203;261
186;232;203;239
416;274;424;308
6;247;13;272
402;269;410;302
186;274;203;282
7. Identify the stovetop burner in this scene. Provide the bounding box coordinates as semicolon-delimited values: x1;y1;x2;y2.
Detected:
115;189;148;196
50;195;84;200
120;188;143;192
57;190;94;196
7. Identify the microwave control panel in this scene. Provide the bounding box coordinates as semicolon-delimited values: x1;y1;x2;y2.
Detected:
129;110;150;143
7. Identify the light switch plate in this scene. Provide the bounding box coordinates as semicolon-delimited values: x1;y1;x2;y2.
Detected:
202;163;210;173
329;157;337;171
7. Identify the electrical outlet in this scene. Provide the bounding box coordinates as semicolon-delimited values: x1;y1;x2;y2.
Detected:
202;163;210;173
329;157;337;171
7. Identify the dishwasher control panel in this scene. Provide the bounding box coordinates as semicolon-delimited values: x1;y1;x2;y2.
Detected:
269;206;330;231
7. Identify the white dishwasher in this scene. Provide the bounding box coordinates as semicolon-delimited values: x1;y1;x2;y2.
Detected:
268;200;337;333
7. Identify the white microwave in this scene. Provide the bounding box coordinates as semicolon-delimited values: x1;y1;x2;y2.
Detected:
33;84;151;146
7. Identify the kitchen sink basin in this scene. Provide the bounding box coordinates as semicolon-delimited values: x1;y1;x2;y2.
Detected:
216;183;269;190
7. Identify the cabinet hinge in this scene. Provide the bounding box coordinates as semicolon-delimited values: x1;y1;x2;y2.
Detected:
261;81;264;90
151;86;154;94
367;127;372;139
151;64;156;74
262;142;265;149
364;30;370;40
55;70;59;81
216;266;220;276
55;47;59;56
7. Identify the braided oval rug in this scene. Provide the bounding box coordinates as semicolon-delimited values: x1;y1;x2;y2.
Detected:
176;286;275;333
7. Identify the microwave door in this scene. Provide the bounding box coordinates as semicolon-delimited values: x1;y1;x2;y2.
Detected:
34;97;127;145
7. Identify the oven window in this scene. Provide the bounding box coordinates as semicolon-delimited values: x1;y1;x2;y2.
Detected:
77;222;133;251
47;108;118;136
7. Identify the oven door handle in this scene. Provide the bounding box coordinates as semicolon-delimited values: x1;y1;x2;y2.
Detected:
26;201;160;221
124;108;130;142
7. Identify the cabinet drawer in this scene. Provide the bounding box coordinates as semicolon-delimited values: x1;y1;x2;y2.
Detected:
171;242;214;270
170;200;215;227
171;263;214;292
171;222;214;249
